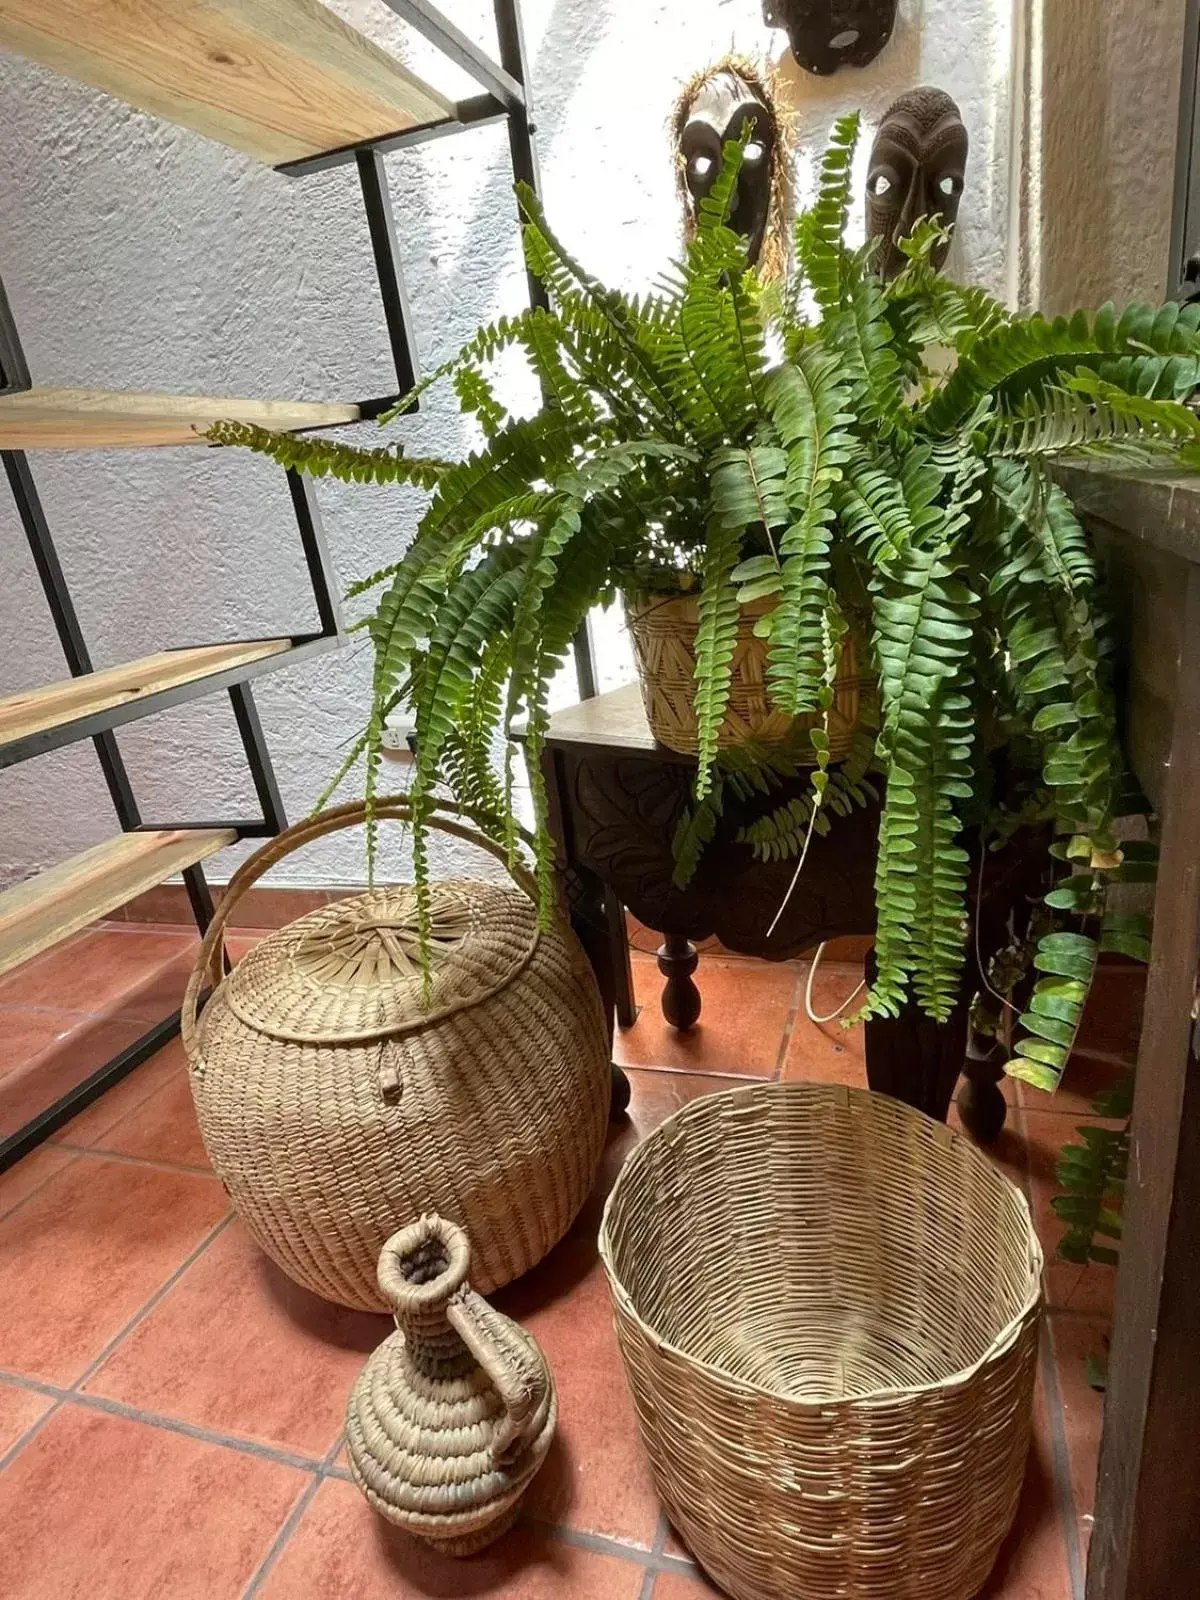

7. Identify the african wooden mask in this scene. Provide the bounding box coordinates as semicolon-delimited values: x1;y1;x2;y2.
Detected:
672;57;792;276
762;0;897;76
866;87;969;281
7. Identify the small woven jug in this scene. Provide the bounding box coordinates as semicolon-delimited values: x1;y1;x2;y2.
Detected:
346;1214;557;1555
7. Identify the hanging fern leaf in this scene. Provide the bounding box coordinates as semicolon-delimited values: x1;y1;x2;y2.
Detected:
693;507;744;797
795;112;860;312
763;355;856;713
926;302;1200;434
207;420;454;489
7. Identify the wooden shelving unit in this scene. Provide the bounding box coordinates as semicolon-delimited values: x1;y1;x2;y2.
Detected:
0;0;452;165
0;639;297;763
0;828;236;977
0;0;587;1170
0;388;359;449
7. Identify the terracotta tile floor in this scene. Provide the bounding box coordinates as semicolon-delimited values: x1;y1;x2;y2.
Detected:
0;919;1136;1599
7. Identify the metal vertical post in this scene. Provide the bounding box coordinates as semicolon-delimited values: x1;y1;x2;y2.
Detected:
286;467;343;639
356;146;421;405
228;681;288;836
2;449;142;830
0;272;31;394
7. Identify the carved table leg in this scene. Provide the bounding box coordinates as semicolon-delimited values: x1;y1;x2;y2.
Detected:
540;746;631;1119
957;1029;1009;1143
862;956;970;1121
658;932;701;1030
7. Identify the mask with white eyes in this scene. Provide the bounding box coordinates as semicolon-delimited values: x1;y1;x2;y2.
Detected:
672;58;791;276
762;0;897;76
866;86;969;282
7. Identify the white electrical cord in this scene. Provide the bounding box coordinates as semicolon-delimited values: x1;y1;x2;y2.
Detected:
804;940;868;1024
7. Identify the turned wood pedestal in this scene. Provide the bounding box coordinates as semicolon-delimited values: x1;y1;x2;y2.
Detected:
538;684;1046;1138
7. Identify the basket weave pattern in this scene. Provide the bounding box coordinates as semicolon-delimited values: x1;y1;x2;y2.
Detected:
600;1083;1043;1600
184;799;611;1312
346;1215;557;1555
624;590;868;757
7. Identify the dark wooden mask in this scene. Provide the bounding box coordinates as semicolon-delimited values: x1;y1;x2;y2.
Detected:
672;59;791;276
866;87;969;281
762;0;897;76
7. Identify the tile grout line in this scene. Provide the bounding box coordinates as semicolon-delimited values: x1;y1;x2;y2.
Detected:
772;965;807;1081
0;1367;330;1476
54;1142;212;1180
239;1473;324;1598
1010;1096;1089;1600
618;1063;773;1085
0;1210;235;1474
639;1511;672;1598
71;1211;236;1391
527;1518;700;1578
1040;1316;1088;1600
0;1001;105;1020
239;1434;346;1598
0;1150;84;1225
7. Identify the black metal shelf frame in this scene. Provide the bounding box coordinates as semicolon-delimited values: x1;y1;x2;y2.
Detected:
0;333;343;1172
0;0;593;1173
281;0;598;695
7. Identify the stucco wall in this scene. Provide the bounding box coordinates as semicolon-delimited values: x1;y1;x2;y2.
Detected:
0;0;1019;889
1017;0;1186;315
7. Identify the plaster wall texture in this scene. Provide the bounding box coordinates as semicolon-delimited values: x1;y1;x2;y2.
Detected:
1;0;1018;890
1027;0;1186;315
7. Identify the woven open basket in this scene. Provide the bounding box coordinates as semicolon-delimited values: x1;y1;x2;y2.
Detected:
183;796;610;1311
624;589;870;757
600;1082;1043;1600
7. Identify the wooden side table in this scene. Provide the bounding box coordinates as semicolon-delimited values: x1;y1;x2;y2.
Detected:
1055;463;1200;1600
539;683;1047;1136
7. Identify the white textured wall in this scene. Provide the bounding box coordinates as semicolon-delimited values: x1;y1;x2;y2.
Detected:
0;0;1017;889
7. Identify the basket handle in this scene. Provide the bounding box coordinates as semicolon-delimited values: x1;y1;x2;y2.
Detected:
447;1287;547;1465
377;1215;547;1466
181;795;537;1063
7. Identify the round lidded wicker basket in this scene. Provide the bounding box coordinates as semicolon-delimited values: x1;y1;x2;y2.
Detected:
624;589;869;758
183;797;610;1312
599;1082;1043;1600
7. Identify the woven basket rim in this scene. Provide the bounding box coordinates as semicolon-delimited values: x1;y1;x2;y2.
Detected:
598;1080;1044;1412
218;879;542;1047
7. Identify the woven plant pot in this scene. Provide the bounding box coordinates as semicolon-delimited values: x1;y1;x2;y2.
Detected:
600;1083;1043;1600
183;796;610;1312
624;589;868;757
346;1214;556;1555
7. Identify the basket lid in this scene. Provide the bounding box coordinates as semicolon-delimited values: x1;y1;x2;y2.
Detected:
222;880;540;1044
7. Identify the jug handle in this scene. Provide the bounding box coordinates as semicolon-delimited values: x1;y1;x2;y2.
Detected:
448;1287;546;1465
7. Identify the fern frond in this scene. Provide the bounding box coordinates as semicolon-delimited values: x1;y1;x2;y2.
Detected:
824;270;908;438
518;183;690;440
453;363;507;437
926;301;1200;433
1054;1115;1129;1266
988;384;1192;462
867;547;979;1019
673;152;768;439
693;513;743;797
1006;932;1099;1091
207;420;454;489
795;112;860;312
761;356;855;713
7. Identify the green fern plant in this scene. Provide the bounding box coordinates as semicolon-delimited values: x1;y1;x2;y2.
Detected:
212;115;1196;1064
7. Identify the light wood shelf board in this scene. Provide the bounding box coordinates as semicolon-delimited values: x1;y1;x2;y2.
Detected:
0;387;360;449
0;828;236;977
0;0;452;165
0;640;290;748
